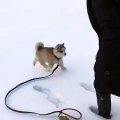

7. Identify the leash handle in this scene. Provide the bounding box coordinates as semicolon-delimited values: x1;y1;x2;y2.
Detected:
5;64;82;119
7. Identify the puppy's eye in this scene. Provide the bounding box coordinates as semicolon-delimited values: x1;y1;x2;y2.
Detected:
59;50;63;53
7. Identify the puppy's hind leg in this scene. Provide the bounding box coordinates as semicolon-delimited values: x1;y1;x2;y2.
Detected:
33;57;38;66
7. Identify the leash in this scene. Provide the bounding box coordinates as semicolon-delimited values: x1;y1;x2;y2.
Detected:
5;65;82;120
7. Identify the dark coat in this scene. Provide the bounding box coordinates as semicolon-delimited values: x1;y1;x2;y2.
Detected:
87;0;120;96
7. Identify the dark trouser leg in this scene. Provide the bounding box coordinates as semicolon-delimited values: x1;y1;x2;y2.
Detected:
96;92;111;119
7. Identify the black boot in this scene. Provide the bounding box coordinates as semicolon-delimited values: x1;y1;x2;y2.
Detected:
90;92;111;119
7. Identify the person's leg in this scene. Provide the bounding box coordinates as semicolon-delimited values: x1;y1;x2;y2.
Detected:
90;92;111;119
96;92;111;118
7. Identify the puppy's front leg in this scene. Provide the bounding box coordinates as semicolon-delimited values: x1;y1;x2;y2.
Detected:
59;59;66;70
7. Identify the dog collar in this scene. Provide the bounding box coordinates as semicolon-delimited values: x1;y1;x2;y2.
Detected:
54;54;61;60
52;51;61;60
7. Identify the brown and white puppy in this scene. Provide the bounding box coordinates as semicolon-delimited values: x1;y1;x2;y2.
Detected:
33;42;66;72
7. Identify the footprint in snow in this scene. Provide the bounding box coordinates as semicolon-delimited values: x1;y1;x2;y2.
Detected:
33;85;64;108
80;82;95;93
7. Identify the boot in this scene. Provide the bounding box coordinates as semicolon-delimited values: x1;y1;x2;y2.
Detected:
90;92;111;119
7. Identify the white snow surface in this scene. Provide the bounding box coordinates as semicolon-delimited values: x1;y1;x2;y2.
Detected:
0;0;120;120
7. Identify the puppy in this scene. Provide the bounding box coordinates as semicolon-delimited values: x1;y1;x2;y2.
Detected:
33;42;66;72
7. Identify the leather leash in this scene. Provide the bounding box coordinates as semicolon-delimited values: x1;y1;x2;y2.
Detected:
5;65;82;120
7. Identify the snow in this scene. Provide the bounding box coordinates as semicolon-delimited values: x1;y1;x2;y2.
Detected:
33;85;65;108
0;0;120;120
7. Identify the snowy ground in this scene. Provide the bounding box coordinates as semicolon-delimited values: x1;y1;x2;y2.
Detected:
0;0;120;120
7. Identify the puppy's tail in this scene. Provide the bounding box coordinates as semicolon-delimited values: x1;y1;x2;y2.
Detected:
35;42;44;51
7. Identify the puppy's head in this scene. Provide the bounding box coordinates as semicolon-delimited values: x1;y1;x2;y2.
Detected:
53;43;66;59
